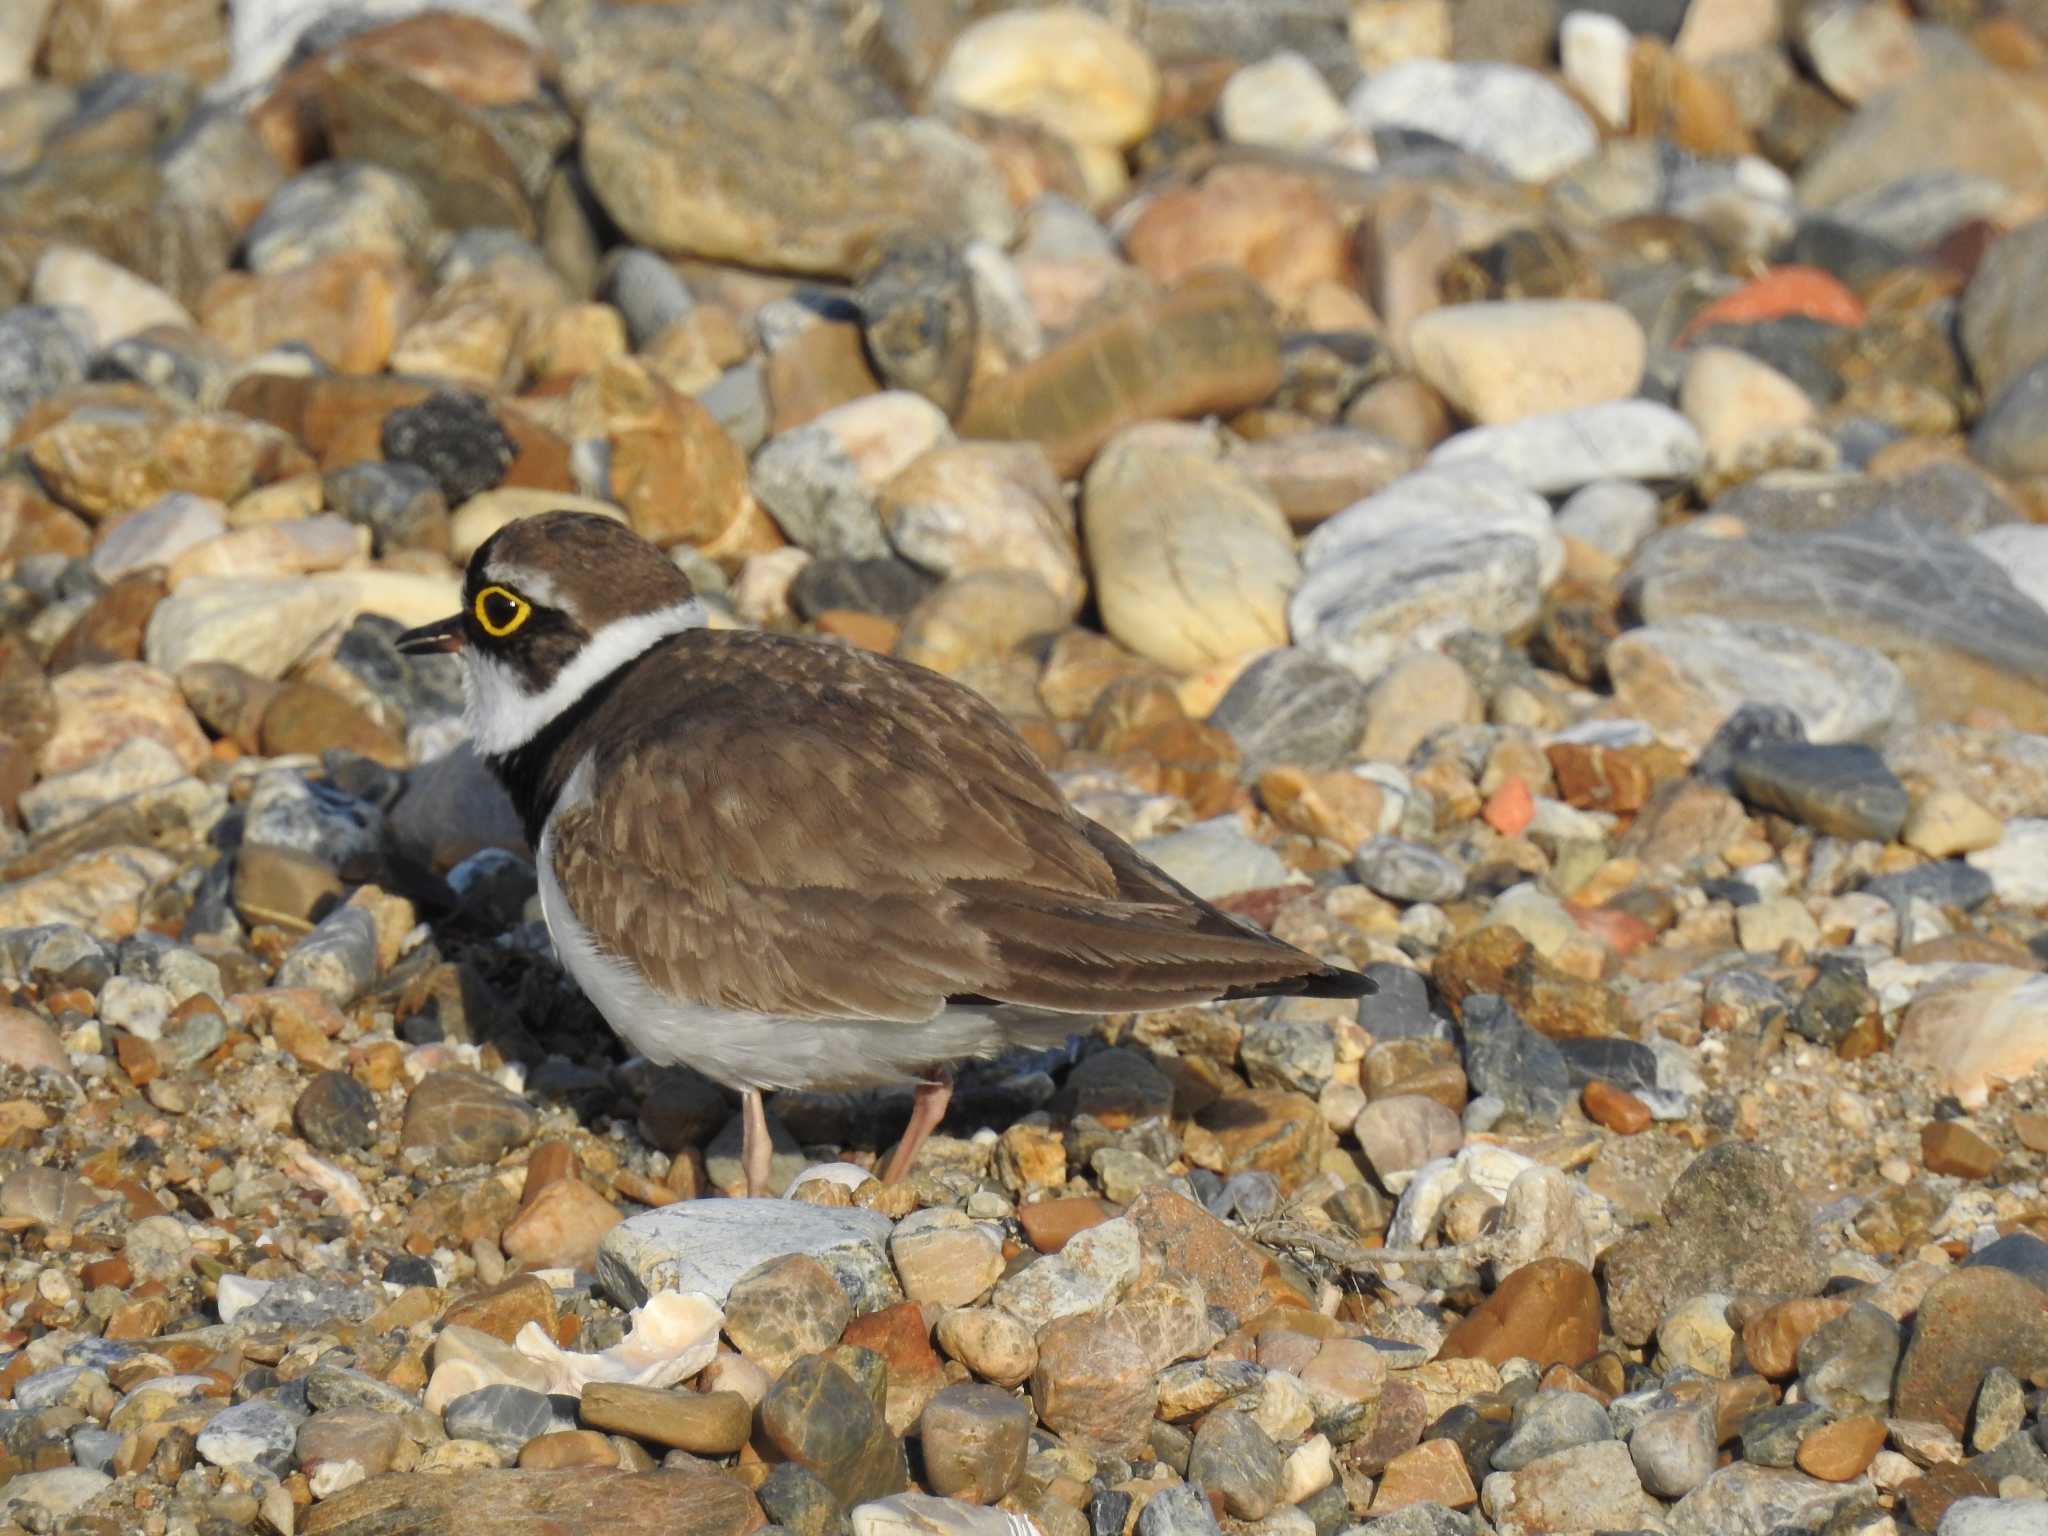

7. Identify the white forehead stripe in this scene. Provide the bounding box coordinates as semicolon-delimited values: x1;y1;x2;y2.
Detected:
463;598;707;756
478;561;571;611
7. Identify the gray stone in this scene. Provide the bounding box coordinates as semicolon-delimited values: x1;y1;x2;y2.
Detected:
596;1197;896;1310
601;248;695;346
0;305;92;441
1133;818;1300;901
1961;1231;2048;1294
1797;1302;1901;1417
274;904;379;1007
324;462;448;556
442;1384;564;1456
1291;462;1559;683
1939;1497;2048;1535
88;493;226;583
857;235;976;419
1974;356;2048;480
1666;1462;1865;1536
1715;464;2019;539
918;1383;1031;1504
1738;1401;1834;1468
1555;479;1660;561
0;1468;112;1521
1240;1014;1336;1096
1347;59;1596;181
1628;1399;1717;1498
759;1353;908;1506
195;1395;305;1475
1136;1481;1223;1536
1207;648;1371;780
1187;1408;1284;1520
381;390;515;507
1458;995;1572;1127
1962;215;2048;403
1492;1390;1611;1472
1600;1143;1823;1346
1624;510;2048;733
1430;401;1705;494
243;161;435;275
1352;838;1464;904
1731;742;1909;842
1344;1506;1475;1536
238;1274;381;1331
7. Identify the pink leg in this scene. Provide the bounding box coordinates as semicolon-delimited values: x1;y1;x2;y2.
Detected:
741;1088;773;1197
884;1072;952;1184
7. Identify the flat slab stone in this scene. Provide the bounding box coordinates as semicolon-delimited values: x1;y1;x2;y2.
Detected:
597;1197;896;1310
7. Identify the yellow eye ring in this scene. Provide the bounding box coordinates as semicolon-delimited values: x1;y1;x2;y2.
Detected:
473;585;530;638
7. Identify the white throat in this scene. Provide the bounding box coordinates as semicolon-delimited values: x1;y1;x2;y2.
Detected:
463;599;706;756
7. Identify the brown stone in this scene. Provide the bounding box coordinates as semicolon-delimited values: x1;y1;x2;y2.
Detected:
958;269;1282;476
579;1386;751;1455
259;681;407;767
1371;1437;1477;1513
517;1430;618;1470
199;251;419;373
1921;1121;1999;1178
766;318;880;435
1899;1461;2000;1532
440;1274;557;1344
335;12;542;108
1582;1080;1650;1135
1030;1311;1159;1457
2017;1112;2048;1155
1432;925;1630;1040
842;1302;946;1434
1258;767;1385;849
1742;1297;1850;1380
1192;1089;1333;1192
1894;1267;2048;1437
41;0;229;83
1123;167;1349;314
299;1466;766;1536
1795;1414;1885;1482
1438;1259;1601;1370
1546;741;1682;814
1125;1188;1271;1319
1018;1198;1112;1255
500;1177;622;1272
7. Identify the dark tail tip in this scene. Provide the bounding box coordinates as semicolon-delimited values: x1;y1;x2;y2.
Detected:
1219;964;1377;1003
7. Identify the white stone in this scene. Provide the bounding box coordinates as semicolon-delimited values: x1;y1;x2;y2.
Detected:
852;1493;1037;1536
1290;461;1561;682
1938;1496;2048;1535
1218;52;1349;151
1971;524;2048;616
1430;401;1706;494
89;493;227;583
1348;59;1598;183
31;246;191;344
1967;819;2048;907
990;1216;1141;1329
1408;301;1646;425
1892;966;2048;1114
1561;11;1633;128
1483;1439;1663;1536
929;6;1161;149
215;1274;272;1324
1666;1462;1872;1536
0;1468;113;1520
880;441;1084;615
596;1197;895;1309
144;576;349;679
1737;896;1821;954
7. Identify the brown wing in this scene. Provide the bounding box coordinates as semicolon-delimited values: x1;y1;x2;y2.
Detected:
547;633;1360;1021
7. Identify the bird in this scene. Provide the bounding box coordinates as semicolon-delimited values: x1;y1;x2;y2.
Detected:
398;511;1375;1196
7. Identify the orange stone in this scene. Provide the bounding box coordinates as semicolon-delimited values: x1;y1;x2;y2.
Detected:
814;611;900;653
1482;776;1535;837
1582;1080;1651;1135
1438;1259;1601;1369
1921;1121;1999;1179
500;1178;622;1272
1795;1414;1886;1482
1679;266;1866;342
1741;1297;1849;1379
1566;903;1655;956
1257;767;1386;851
1715;1374;1779;1443
2015;1112;2048;1155
1371;1438;1477;1512
521;1141;581;1206
842;1301;946;1433
113;1033;160;1087
440;1273;557;1343
1019;1198;1112;1255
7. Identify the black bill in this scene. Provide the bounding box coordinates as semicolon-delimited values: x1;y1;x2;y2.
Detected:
395;614;465;655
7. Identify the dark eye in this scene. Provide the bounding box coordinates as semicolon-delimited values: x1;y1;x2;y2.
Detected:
473;585;531;638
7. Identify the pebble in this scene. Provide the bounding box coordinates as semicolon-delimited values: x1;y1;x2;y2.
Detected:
1493;1389;1612;1471
442;1383;565;1457
400;1069;538;1167
578;1385;751;1455
1207;648;1371;781
1407;302;1645;426
935;1309;1037;1390
760;1353;909;1506
1630;1399;1720;1498
1348;60;1598;182
754;392;953;561
725;1253;853;1378
1429;400;1707;494
1481;1438;1661;1534
930;6;1160;150
1353;837;1465;904
597;1197;894;1310
918;1383;1031;1504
